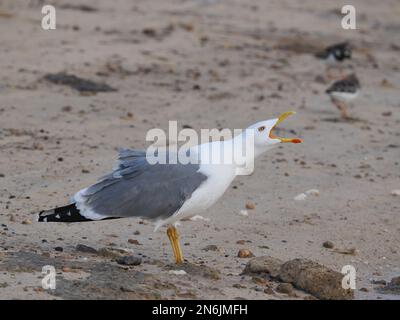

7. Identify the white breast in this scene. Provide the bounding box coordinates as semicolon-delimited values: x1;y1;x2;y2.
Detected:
154;141;237;230
330;90;359;102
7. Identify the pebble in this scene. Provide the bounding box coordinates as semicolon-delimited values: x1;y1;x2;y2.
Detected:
61;105;72;112
189;215;210;222
245;202;255;210
239;210;248;217
334;247;357;255
322;241;335;249
54;247;63;252
372;279;386;285
127;239;141;245
76;244;98;254
294;193;307;201
116;255;142;266
21;219;32;225
305;189;320;196
202;245;219;252
98;247;130;258
168;270;187;275
237;249;254;258
391;189;400;196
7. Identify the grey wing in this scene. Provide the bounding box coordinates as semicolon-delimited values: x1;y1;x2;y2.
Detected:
75;149;208;221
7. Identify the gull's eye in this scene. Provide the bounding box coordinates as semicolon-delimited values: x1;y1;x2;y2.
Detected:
258;126;265;132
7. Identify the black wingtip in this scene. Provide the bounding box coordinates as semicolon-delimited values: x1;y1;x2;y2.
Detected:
38;203;92;222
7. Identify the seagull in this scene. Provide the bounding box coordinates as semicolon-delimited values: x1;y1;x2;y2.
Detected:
316;42;352;78
38;112;302;264
326;74;360;119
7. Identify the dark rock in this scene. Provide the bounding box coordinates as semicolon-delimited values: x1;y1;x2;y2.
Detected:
372;279;386;285
54;247;63;252
116;256;142;266
59;4;98;12
323;241;334;249
44;72;117;93
127;239;141;245
76;244;98;254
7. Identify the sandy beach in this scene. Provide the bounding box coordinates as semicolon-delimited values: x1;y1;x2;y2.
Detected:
0;0;399;299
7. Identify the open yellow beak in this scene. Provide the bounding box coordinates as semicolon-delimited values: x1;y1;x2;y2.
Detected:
269;111;302;143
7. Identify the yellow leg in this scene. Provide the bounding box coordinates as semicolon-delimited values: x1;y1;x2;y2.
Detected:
167;225;183;264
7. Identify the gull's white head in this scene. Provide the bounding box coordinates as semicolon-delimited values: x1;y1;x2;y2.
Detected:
248;111;302;148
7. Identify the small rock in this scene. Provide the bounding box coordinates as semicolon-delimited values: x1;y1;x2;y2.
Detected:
62;267;72;272
236;240;246;245
380;79;394;88
21;219;32;225
237;249;254;258
202;245;219;252
314;75;327;84
305;189;320;196
189;215;210;222
391;189;400;196
334;247;357;255
359;287;369;292
54;247;63;252
372;279;387;285
238;210;248;217
76;244;97;254
128;239;141;245
98;247;127;258
323;241;335;249
245;202;255;210
62;105;72;112
168;270;187;275
116;255;142;266
276;283;294;295
243;256;283;278
294;193;307;201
